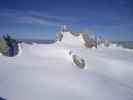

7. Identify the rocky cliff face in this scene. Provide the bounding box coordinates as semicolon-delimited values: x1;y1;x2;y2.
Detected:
56;30;97;48
80;32;97;48
56;26;111;48
0;37;9;54
0;35;19;57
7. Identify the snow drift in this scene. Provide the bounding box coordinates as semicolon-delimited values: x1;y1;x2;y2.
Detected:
0;31;133;100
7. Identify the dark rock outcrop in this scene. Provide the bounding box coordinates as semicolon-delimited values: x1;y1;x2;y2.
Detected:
69;51;85;69
72;55;85;69
0;36;9;55
0;97;6;100
56;32;63;41
0;35;19;57
80;33;97;48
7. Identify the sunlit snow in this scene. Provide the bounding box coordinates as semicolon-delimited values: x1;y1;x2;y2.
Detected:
0;32;133;100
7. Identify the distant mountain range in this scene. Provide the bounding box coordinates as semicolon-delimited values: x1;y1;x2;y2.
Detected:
112;41;133;49
18;39;56;44
18;38;133;49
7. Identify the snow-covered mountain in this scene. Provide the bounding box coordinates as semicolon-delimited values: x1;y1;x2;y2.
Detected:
0;31;133;100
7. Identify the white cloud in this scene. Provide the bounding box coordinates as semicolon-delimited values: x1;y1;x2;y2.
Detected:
0;9;65;26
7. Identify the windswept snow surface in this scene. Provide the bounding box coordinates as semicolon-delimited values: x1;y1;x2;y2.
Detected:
0;32;133;100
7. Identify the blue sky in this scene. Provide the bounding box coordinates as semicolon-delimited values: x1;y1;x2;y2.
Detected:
0;0;133;40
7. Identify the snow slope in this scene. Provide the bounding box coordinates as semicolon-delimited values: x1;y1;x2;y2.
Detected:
0;32;133;100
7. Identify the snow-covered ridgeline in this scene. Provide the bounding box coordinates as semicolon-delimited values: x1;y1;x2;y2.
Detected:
0;31;133;100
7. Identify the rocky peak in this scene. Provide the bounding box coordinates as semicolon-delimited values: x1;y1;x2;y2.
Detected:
56;26;98;48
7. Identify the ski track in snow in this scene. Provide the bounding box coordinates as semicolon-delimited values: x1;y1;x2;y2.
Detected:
0;32;133;100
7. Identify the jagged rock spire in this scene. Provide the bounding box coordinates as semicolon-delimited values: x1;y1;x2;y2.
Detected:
56;25;69;41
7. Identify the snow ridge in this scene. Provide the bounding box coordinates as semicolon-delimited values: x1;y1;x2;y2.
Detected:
0;31;133;100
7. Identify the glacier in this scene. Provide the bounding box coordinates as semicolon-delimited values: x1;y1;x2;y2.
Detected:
0;31;133;100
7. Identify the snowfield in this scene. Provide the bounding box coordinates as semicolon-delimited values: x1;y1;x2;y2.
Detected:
0;32;133;100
